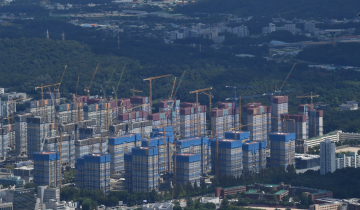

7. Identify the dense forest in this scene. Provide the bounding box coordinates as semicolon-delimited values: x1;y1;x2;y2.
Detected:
175;0;360;19
0;14;360;133
298;43;360;66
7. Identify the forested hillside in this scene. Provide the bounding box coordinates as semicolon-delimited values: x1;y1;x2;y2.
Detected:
175;0;360;19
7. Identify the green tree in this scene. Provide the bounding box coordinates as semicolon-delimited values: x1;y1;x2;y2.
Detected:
81;198;92;210
300;192;309;208
220;198;230;210
108;196;119;206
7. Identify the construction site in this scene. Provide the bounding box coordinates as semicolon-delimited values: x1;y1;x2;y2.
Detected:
0;63;326;193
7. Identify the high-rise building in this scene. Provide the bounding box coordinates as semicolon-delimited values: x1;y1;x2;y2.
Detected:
211;102;239;140
0;127;8;161
15;113;31;157
304;22;316;32
27;116;55;158
180;102;206;138
125;147;159;192
176;137;210;174
25;99;55;123
130;96;151;119
211;139;243;178
33;151;60;187
308;110;323;138
74;137;108;159
142;135;174;174
269;133;296;169
108;134;140;174
280;114;307;140
158;99;180;134
75;153;111;194
83;103;111;130
320;139;336;175
55;103;83;124
243;103;271;143
271;96;288;133
124;153;132;191
242;140;267;173
176;153;201;186
43;134;74;167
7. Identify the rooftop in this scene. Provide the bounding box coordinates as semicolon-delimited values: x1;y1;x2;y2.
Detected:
245;189;259;194
272;132;290;135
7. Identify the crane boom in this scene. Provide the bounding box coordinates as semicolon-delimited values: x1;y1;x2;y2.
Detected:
279;63;296;92
143;74;173;114
85;63;100;98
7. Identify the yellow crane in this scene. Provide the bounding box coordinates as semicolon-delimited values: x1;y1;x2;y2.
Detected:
189;87;212;136
35;83;60;116
296;92;319;138
169;77;177;100
130;87;143;96
84;63;100;98
296;91;319;107
200;91;214;138
143;74;173;114
5;97;27;124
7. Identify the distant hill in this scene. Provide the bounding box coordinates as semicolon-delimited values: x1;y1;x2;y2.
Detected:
175;0;360;19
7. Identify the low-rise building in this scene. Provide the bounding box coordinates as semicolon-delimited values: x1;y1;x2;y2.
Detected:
340;101;358;111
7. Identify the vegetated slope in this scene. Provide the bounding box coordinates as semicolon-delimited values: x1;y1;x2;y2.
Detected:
175;0;360;19
297;43;360;66
2;36;360;134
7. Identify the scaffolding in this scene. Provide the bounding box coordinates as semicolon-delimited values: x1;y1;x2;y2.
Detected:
176;153;201;186
269;133;296;168
33;151;60;187
211;139;243;178
75;154;111;194
242;140;267;173
108;134;140;174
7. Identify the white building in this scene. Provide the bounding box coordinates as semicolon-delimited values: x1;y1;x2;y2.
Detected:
269;23;276;33
340;101;358;111
336;152;360;169
320;139;336;175
142;203;173;210
284;24;296;34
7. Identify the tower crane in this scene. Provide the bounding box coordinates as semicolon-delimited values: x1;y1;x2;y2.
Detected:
225;86;257;136
275;63;297;94
84;63;100;98
143;74;173;114
35;83;60;116
200;91;214;138
130;88;143;96
54;65;67;105
296;91;319;138
296;91;319;107
189;87;212;136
